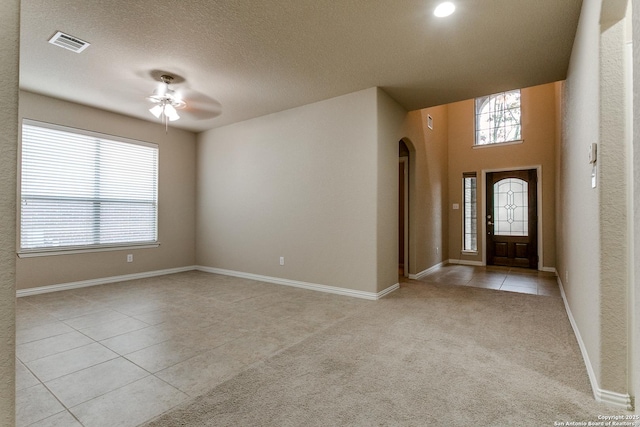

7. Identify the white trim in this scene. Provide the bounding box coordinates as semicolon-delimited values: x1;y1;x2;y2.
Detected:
481;165;544;270
16;266;196;297
473;139;524;149
597;389;633;409
557;276;633;410
377;283;400;299
17;243;160;258
557;275;599;400
15;264;400;301
461;250;479;255
409;262;445;280
196;266;398;300
448;259;484;266
541;267;557;274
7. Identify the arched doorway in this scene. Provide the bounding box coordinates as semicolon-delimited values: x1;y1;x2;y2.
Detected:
399;140;410;277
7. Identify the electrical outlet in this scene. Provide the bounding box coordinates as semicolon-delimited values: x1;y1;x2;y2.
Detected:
565;270;569;284
279;257;285;266
436;247;439;254
127;254;133;263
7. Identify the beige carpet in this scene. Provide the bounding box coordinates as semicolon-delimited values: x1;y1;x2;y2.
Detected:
144;280;618;426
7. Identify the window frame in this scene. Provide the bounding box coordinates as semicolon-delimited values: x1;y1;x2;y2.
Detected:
462;172;478;253
474;89;522;147
18;119;160;257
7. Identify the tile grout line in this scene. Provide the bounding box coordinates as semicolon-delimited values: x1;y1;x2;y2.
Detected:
412;264;560;297
21;361;83;427
18;269;563;426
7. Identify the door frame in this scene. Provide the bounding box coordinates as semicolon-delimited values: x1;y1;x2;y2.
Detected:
480;165;543;271
399;156;409;277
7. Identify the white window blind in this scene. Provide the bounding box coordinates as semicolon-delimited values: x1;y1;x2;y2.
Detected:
20;120;158;253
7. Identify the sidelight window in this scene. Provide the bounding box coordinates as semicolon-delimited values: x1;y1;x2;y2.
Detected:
463;172;477;252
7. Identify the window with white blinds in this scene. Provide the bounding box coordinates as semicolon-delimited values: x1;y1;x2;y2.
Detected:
20;120;158;253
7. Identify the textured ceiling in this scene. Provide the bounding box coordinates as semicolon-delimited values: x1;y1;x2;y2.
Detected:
20;0;583;132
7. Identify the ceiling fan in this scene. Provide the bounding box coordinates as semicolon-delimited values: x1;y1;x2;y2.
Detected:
147;74;185;128
146;71;222;131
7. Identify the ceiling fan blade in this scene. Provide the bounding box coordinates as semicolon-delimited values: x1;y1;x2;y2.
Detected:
134;70;222;121
179;90;223;120
180;106;223;120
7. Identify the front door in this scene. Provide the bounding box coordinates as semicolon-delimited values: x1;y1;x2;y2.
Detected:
486;169;538;269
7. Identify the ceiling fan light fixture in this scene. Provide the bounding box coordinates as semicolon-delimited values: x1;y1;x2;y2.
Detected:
149;104;163;119
164;104;180;121
146;74;186;130
154;82;168;97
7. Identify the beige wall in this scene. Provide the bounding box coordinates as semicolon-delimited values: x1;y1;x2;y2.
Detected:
194;84;473;292
558;0;602;393
599;1;630;394
633;0;639;410
560;0;632;400
396;107;449;276
376;88;409;292
446;83;557;269
554;81;564;280
196;88;383;293
17;91;197;290
419;107;450;272
0;0;18;424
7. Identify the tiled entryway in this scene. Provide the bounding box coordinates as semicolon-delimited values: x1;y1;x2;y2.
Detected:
412;264;560;297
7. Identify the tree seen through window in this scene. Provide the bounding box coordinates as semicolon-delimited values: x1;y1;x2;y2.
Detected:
475;89;521;145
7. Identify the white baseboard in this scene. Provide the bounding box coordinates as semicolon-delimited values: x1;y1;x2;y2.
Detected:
16;264;399;301
557;276;633;410
409;262;445;280
541;267;558;274
448;259;484;266
16;266;197;297
196;266;397;300
377;283;400;299
597;389;634;410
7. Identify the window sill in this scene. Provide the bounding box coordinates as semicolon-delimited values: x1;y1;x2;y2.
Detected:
461;250;478;255
17;242;160;258
473;139;523;149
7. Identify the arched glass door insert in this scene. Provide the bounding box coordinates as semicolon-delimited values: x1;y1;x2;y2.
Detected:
486;169;538;269
493;178;528;236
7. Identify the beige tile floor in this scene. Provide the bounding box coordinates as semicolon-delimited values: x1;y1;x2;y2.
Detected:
15;271;368;426
16;266;559;426
415;264;560;297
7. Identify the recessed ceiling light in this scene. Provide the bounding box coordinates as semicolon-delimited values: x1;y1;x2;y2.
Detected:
434;2;456;18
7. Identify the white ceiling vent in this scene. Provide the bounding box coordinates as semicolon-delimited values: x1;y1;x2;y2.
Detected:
48;31;90;53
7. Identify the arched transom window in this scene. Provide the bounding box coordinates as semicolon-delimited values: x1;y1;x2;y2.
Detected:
475;89;521;145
